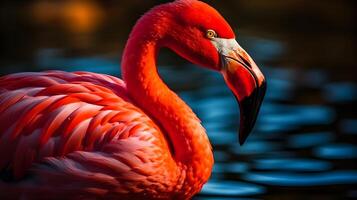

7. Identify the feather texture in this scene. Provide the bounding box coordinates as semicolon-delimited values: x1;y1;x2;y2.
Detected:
0;71;180;199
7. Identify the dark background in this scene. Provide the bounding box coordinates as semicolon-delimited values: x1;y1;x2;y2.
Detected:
1;1;356;199
1;0;355;77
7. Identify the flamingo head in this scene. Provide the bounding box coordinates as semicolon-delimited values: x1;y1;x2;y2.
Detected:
159;0;266;145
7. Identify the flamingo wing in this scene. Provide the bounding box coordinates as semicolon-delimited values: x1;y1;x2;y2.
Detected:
0;71;176;199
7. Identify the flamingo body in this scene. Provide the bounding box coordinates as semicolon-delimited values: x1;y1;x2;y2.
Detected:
0;0;266;199
0;71;185;199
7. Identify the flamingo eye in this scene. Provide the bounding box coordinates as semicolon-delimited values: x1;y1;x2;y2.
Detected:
206;29;217;39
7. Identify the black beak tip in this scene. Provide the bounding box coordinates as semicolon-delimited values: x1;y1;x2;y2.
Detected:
238;124;252;146
237;97;257;146
237;80;266;146
239;136;246;146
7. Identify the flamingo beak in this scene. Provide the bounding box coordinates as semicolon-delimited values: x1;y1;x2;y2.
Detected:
214;39;266;145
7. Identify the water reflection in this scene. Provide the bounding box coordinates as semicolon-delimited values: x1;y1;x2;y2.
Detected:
253;158;332;171
324;82;357;103
213;151;231;163
288;132;334;148
213;163;249;174
243;171;357;186
230;141;281;155
200;180;265;196
260;105;335;127
314;144;357;159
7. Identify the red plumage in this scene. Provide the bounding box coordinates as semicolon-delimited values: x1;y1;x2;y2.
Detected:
0;71;180;199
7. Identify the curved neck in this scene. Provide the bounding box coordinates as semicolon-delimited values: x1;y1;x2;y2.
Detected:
121;7;213;183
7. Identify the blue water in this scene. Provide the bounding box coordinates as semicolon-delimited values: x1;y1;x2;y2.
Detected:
243;171;357;186
252;158;332;171
200;180;265;196
314;144;357;159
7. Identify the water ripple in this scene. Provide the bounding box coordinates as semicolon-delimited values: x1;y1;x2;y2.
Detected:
253;158;332;172
314;144;357;159
288;132;334;148
323;82;357;103
260;105;335;127
213;162;249;174
230;141;281;155
200;180;265;196
243;171;357;186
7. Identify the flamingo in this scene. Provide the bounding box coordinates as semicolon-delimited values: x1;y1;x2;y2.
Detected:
0;0;266;199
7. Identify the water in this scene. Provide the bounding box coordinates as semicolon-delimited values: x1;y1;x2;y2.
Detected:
1;1;356;199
